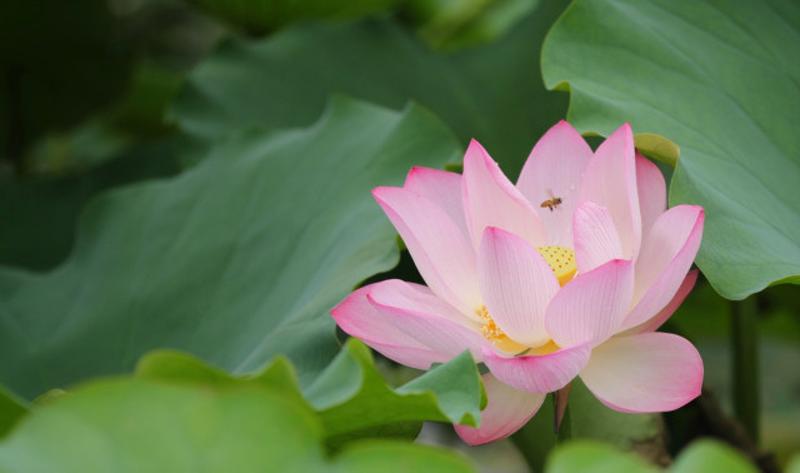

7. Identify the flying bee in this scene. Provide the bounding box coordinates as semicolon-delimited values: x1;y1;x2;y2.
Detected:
540;189;563;212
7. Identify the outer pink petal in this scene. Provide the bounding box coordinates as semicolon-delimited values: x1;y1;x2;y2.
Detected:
478;227;559;346
624;270;698;335
516;120;593;246
620;205;704;331
332;284;449;370
573;202;624;273
455;373;545;445
404;166;469;238
462;140;547;249
635;153;666;242
373;186;480;316
545;259;634;347
482;344;592;393
580;332;703;413
578;124;641;259
367;280;488;361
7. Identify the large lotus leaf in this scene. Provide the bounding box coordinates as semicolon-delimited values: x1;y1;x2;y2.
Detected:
0;140;181;271
0;98;462;399
0;378;476;473
170;0;568;175
541;0;800;299
136;339;484;447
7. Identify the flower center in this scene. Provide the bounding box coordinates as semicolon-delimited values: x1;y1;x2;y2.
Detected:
536;246;576;286
475;305;529;354
475;305;560;355
475;247;574;356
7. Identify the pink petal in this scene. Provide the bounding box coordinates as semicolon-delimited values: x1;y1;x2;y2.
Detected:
482;343;592;393
578;124;641;259
573;202;624;273
478;227;559;346
367;280;488;361
580;332;703;413
332;284;450;370
462;140;547;249
373;186;480;316
404;166;469;238
516;121;593;246
620;205;704;331
624;270;699;335
635;153;666;242
455;373;545;445
545;259;634;347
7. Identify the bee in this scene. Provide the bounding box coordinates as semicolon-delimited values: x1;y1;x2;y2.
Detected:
540;189;563;212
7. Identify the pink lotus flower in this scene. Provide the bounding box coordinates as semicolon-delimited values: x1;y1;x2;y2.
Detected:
332;121;704;445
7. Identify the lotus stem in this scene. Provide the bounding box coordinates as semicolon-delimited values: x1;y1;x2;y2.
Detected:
731;296;759;444
556;404;571;444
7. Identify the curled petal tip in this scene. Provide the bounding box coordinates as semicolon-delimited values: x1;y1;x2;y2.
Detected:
371;186;388;199
466;139;492;160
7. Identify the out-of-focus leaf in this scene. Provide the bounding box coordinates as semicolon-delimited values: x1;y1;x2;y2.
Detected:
403;0;538;50
170;0;568;176
187;0;399;35
671;440;757;473
0;140;182;270
0;378;477;473
0;0;131;159
545;439;757;473
0;388;27;439
788;455;800;473
137;339;485;448
0;98;461;399
332;441;475;473
25;63;184;175
25;120;131;175
109;63;183;137
545;441;656;473
305;339;483;447
541;0;800;299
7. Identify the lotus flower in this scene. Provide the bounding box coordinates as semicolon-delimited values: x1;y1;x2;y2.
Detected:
332;121;704;445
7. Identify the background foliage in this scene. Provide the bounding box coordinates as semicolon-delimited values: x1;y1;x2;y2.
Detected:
0;0;797;471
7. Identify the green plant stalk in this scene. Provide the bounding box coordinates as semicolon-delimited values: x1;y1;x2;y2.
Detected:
731;296;759;444
556;405;571;444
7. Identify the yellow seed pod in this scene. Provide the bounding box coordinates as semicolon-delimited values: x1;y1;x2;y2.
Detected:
536;246;577;286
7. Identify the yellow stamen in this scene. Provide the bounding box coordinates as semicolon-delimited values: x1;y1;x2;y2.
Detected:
527;339;560;355
536;246;577;286
475;305;528;354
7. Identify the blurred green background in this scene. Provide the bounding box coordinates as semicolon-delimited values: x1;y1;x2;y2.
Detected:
1;0;798;471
